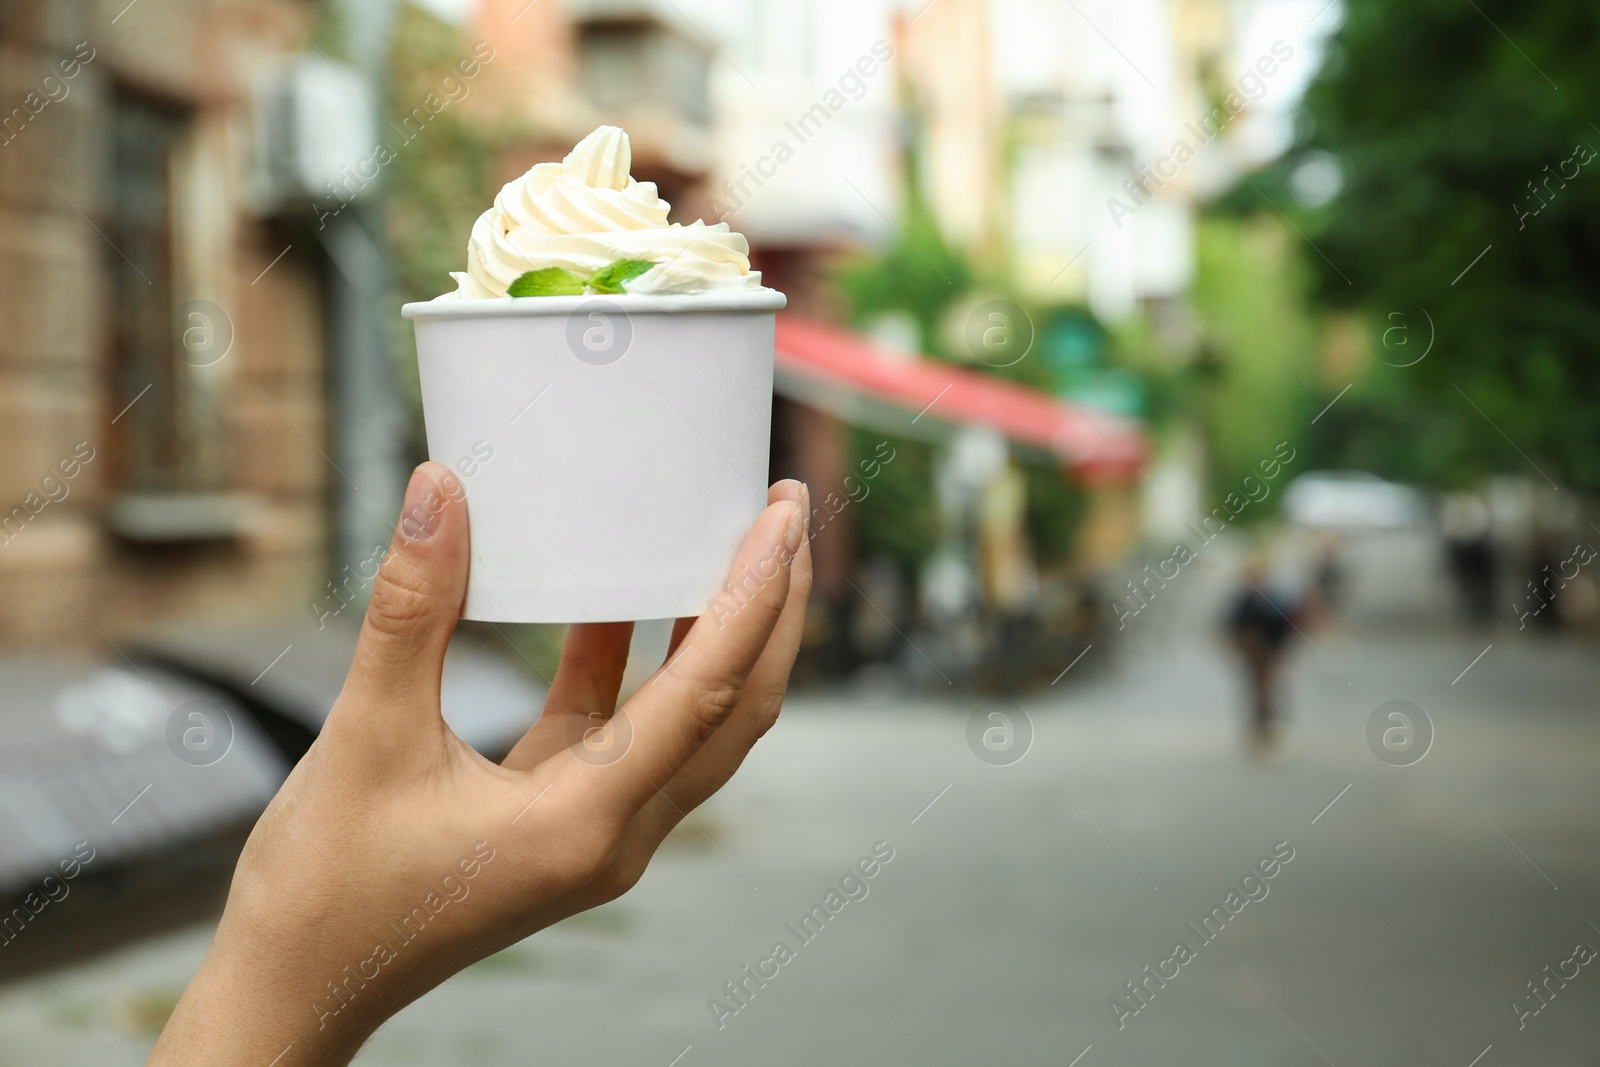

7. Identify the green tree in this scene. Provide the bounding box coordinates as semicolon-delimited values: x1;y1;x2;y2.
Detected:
382;2;499;463
385;4;496;312
1277;0;1600;489
1191;215;1320;501
851;428;940;572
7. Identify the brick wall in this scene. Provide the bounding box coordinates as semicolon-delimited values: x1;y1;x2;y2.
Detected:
0;0;332;647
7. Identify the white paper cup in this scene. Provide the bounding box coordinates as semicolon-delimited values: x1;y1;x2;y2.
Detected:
401;289;787;624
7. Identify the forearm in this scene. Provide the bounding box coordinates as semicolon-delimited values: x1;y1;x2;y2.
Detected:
149;921;378;1067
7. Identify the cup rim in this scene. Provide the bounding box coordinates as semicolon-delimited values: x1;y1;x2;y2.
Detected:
402;288;788;320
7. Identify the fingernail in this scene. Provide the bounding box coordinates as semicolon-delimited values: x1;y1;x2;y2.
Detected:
800;482;811;533
398;465;441;542
782;501;804;559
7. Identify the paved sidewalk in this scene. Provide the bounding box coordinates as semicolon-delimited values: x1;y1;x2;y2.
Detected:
3;534;1598;1065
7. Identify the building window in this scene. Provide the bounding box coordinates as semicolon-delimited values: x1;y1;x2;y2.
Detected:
106;87;230;498
577;17;711;130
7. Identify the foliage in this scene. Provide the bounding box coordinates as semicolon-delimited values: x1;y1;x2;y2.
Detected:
835;100;1102;560
1190;215;1320;509
1106;313;1186;431
1240;0;1600;490
384;4;497;311
1021;459;1087;565
381;1;500;465
835;201;973;355
835;85;973;352
587;258;656;293
507;267;585;297
1303;377;1486;488
850;428;940;573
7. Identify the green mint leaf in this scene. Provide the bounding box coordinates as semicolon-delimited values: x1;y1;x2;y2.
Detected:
587;258;657;294
507;267;586;297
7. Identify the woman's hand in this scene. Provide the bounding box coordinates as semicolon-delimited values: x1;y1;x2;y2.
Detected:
149;463;812;1065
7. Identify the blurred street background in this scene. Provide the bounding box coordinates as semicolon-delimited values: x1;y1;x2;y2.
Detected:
2;0;1598;1062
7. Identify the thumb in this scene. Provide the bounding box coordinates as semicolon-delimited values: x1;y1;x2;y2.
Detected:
341;462;470;717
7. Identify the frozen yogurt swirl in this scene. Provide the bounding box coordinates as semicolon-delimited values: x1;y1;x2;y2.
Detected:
448;125;763;298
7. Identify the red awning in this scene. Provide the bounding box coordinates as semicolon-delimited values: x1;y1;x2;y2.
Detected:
773;316;1148;484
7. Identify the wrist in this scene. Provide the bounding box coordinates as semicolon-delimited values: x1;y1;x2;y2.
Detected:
150;911;377;1066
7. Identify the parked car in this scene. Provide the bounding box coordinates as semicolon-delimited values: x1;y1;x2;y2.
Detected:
1283;471;1426;531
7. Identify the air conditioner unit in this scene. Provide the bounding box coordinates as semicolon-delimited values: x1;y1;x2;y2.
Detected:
250;55;377;211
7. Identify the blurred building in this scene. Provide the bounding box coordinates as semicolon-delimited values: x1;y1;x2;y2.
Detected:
915;0;1269;557
687;0;1156;675
992;0;1185;315
912;0;1247;319
468;0;717;224
0;0;1166;655
0;0;379;966
0;0;339;645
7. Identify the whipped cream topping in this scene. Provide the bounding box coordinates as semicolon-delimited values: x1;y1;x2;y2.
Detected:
448;126;763;298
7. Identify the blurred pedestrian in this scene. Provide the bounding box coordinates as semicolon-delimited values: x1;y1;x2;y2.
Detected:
978;461;1040;692
1305;530;1345;627
1524;532;1566;631
1225;553;1299;752
1441;493;1498;628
